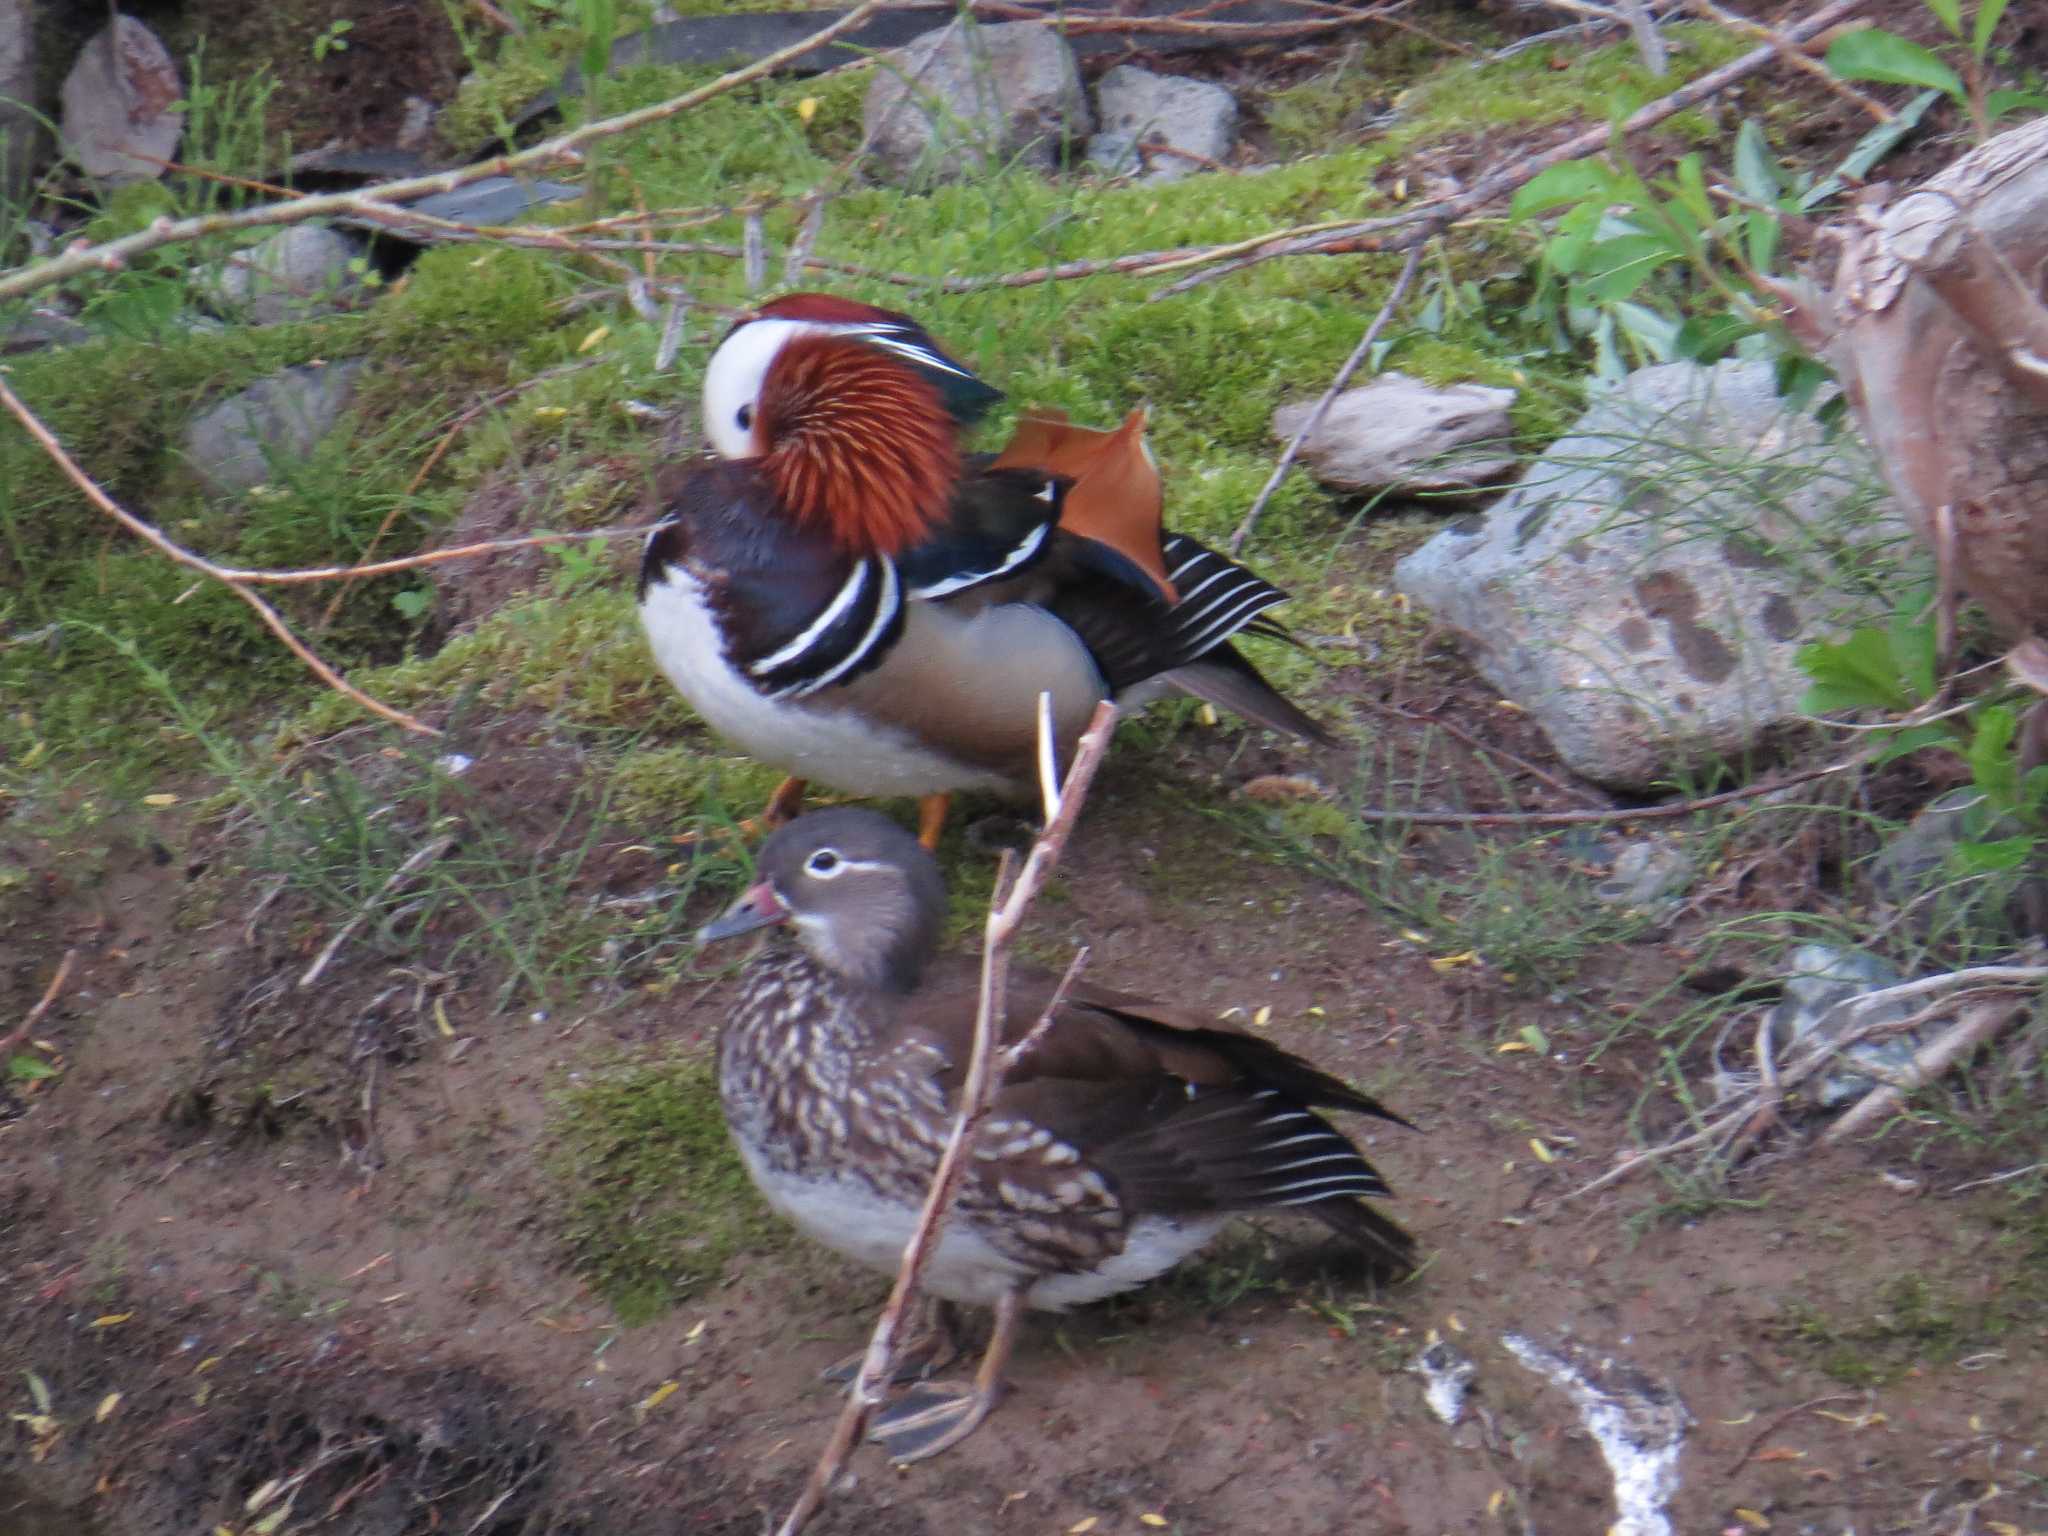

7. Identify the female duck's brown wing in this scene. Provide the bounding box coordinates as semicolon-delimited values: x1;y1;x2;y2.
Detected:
897;959;1417;1273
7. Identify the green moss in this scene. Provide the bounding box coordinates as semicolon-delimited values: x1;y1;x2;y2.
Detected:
607;744;789;828
1385;25;1751;155
546;1050;777;1323
283;586;684;742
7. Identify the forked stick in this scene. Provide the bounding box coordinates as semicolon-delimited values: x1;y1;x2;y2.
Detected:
775;698;1119;1536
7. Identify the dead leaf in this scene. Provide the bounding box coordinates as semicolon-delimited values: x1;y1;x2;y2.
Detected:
635;1381;679;1421
1239;774;1328;803
2007;636;2048;695
95;1391;121;1422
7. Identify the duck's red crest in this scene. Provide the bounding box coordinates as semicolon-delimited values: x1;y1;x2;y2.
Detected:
757;332;959;558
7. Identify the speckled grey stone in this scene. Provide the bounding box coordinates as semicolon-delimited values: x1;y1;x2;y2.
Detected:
1395;360;1909;789
184;361;365;496
863;21;1089;186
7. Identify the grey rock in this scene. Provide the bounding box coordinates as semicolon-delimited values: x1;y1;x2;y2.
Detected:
1394;359;1907;789
1085;65;1236;182
2;308;89;355
1273;372;1517;493
1766;943;1922;1108
0;0;36;198
60;16;183;183
863;20;1089;185
184;361;365;496
208;226;366;324
1594;838;1692;909
1870;786;2047;937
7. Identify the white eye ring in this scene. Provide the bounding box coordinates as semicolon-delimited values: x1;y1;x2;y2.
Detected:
805;848;843;878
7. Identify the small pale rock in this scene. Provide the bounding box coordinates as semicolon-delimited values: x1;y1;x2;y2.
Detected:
1594;839;1692;909
61;16;183;183
1765;944;1922;1108
863;21;1089;186
1394;360;1908;789
208;226;365;324
1274;372;1516;493
184;361;365;496
1085;65;1236;183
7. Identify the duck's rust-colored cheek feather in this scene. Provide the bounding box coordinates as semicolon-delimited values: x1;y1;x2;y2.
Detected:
758;333;960;559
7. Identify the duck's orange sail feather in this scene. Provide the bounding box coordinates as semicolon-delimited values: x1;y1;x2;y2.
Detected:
992;408;1178;601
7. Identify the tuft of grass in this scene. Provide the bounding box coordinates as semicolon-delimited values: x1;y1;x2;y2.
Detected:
546;1051;778;1324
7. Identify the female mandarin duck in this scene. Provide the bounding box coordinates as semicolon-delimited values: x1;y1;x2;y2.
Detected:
638;293;1329;846
698;808;1416;1461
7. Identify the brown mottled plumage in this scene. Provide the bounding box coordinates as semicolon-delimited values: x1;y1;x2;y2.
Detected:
697;809;1418;1460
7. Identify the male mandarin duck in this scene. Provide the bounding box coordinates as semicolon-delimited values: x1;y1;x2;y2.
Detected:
638;292;1330;847
697;809;1417;1460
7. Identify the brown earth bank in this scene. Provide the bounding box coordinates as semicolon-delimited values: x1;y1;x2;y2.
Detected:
3;711;2044;1535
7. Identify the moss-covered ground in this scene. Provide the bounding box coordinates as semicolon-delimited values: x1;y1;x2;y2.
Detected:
5;10;2046;1475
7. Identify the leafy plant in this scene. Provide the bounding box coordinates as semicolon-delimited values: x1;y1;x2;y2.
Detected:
311;19;355;63
1825;0;2047;140
1799;601;2048;871
1512;113;1928;387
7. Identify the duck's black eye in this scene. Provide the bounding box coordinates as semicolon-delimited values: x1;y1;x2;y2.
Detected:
736;404;754;432
805;849;841;878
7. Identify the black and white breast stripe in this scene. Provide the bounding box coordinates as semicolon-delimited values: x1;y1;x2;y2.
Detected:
1159;534;1291;661
905;516;1052;600
745;556;904;699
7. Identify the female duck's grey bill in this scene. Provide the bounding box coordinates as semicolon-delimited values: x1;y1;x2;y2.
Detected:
697;881;789;944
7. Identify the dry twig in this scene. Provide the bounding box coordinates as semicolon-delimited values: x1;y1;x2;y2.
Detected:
0;374;442;737
299;836;460;990
1551;964;2048;1205
1;949;78;1059
776;700;1120;1536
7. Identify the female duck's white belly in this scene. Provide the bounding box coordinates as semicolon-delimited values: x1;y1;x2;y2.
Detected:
733;1142;1224;1313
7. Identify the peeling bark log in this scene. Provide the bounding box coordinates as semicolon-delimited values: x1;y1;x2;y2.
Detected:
1782;116;2048;656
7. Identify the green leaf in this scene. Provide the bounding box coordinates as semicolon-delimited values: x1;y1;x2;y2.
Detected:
1952;835;2034;874
1968;705;2020;810
1969;0;2006;55
1798;628;1911;713
1608;300;1680;363
1922;0;1962;37
1745;207;1782;275
1732;119;1786;205
1518;1023;1550;1053
1804;91;1940;210
1511;161;1620;219
1580;233;1682;302
1888;614;1938;703
1671;154;1713;226
1674;313;1755;362
1870;722;1960;768
8;1055;58;1082
1826;30;1964;96
1986;88;2048;121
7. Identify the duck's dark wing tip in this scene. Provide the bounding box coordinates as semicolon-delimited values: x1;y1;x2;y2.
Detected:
1166;646;1336;747
1306;1196;1419;1277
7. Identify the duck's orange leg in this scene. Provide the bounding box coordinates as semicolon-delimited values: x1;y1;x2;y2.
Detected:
916;792;951;851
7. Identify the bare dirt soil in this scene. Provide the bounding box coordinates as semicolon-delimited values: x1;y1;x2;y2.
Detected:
5;672;2044;1536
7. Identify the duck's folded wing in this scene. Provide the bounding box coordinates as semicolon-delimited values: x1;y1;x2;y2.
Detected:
894;466;1067;600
